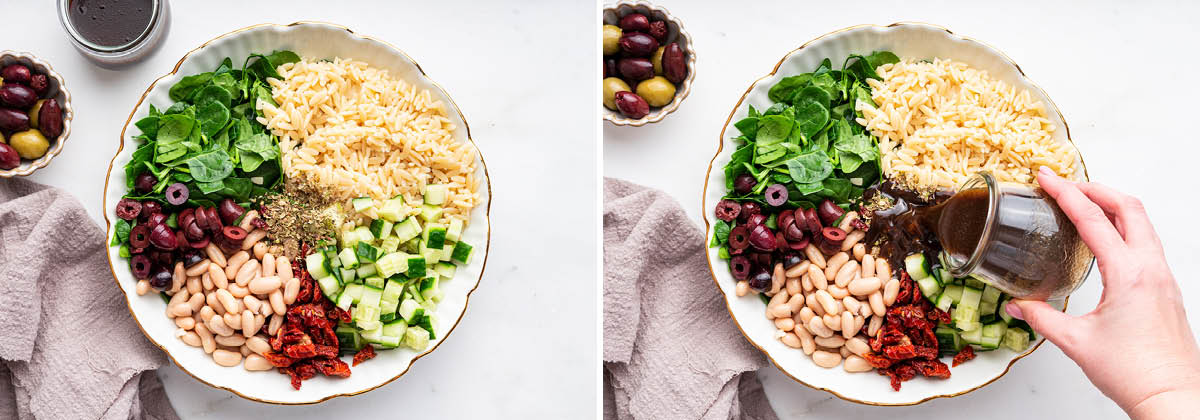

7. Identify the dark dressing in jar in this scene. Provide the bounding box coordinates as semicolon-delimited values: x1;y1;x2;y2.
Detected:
67;0;155;49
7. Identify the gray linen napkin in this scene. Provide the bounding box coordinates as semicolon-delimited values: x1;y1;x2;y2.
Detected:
603;178;778;420
0;178;179;420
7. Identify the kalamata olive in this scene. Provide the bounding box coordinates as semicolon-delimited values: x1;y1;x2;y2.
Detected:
764;184;788;206
775;231;790;249
804;208;822;234
165;183;189;205
602;77;632;111
140;201;162;221
784;222;806;242
129;246;145;254
728;225;749;250
635;76;675;107
788;235;810;250
188;237;210;249
613;91;649;119
618;58;655;82
745;213;766;228
818;227;847;255
602;25;622;56
135;173;156;193
206;207;223;229
175;230;188;251
148;223;177;250
747;268;772;292
178;208;195;228
0;108;31;132
29;74;48;97
739;202;761;222
783;254;804;270
129;225;151;248
36;98;62;139
149;267;172;290
0;144;18;170
193;206;210;230
748;224;776;251
185;221;205;241
662;43;687;84
143;212;167;229
1;64;31;85
778;211;794;232
817;199;845;226
619;32;659;57
222;226;247;242
730;255;752;280
734;174;757;195
130;254;152;279
648;20;668;44
0;84;37;109
605;58;618;78
8;130;48;159
251;216;268;229
115;198;142;220
714;199;741;222
618;13;650;32
183;251;205;268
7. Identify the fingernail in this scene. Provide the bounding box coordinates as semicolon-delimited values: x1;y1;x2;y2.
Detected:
1005;302;1024;320
1038;166;1054;177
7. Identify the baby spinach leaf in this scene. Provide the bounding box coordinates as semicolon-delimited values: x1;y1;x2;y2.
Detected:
865;51;900;68
785;151;833;184
266;50;301;68
793;87;831;140
710;219;731;247
169;73;214;102
195;85;233;109
110;219;131;246
734;116;759;140
768;74;813;103
756;115;794;146
196;101;230;138
185;149;233;183
135;115;160;138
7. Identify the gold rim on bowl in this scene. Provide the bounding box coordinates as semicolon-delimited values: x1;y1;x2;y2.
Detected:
101;21;492;405
602;1;696;126
0;51;74;178
700;21;1088;406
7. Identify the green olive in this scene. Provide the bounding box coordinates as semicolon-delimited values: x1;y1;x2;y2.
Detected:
9;129;49;159
636;76;676;107
28;99;46;129
602;77;632;110
602;25;623;56
651;47;665;75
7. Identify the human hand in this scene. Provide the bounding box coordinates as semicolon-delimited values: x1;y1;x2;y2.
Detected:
1005;167;1200;418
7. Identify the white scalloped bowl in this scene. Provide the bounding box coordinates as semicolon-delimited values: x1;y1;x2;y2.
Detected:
102;22;490;405
702;23;1085;406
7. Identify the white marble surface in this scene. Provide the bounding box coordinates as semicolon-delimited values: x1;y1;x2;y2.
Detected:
4;0;597;418
604;0;1200;418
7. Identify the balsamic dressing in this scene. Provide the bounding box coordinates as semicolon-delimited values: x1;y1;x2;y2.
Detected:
67;0;154;48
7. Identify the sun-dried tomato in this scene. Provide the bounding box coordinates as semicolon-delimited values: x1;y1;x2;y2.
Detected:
952;346;976;367
312;357;352;377
862;352;894;369
284;342;318;359
911;359;951;378
913;346;939;360
262;351;295;367
883;344;917;360
353;345;377;366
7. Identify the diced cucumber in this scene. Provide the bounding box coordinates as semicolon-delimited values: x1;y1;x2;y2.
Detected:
317;276;341;300
356;263;378;278
1002;327;1031;351
342;284;365;305
393;217;422;243
340;229;362;249
960;326;984;345
434;262;456;279
306;253;329;279
407;255;427;278
380;312;397;323
403;327;430;350
419;204;442;223
360;323;384;343
942;284;964;305
375;252;409;278
375;335;402;348
424;224;448;249
359;285;383;308
369;219;394;239
380;236;401;253
998;297;1015;324
352;197;374;213
335;325;359;347
935;292;955;312
355;242;379;263
959;287;983;311
916;276;942;302
322;245;339;260
938;268;952;285
398;299;421;322
451;242;474;264
980;322;1006;349
423;184;448;206
335;290;355;310
381;320;407;344
440;243;454;262
355;305;381;331
381;280;404;312
981;314;997;324
419;276;440;302
980;285;1003;315
377;198;405;222
354;226;373;242
338;248;360;269
446;219;464;242
364;276;386;289
964;276;988;289
339;268;357;284
954;306;980;332
904;253;932;280
422;246;440;266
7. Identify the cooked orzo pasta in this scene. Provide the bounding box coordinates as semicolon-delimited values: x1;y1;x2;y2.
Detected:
855;58;1080;189
257;57;479;224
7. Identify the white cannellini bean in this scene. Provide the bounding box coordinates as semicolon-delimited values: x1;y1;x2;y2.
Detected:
840;346;851;358
795;325;816;355
842;296;861;313
853;243;867;261
828;285;848;300
868;315;884;337
844;355;873;372
812;350;842;368
253;314;265;333
201;272;214;291
735;281;749;297
815;335;845;348
186;276;201;295
869;291;886;316
175;317;196;330
252;242;268;259
136;280;150;295
876;259;892;280
228;283;250;299
212;349;242;367
770;263;785;295
768;289;789;306
859;301;872;318
185;260;211;277
841;230;866;252
195;323;215;354
846;337;870;356
801;274;813;292
849;277;882;296
207;314;234;336
781;332;802;349
276;257;293;282
841;312;856;339
223;312;242;330
815;290;838;315
824;252;850;282
246;336;271;355
242;310;256;338
268;313;284;335
243;295;262;312
240;345;252;357
225;251;250;279
270;290;286;315
249;276;281;295
238;210;259;231
785;277;801;296
244;354;273;371
853;315;864;334
785;260;810;277
838;211;858;232
860;254;875;278
235;260;260;287
883;278;901;306
786;293;805;313
823;313;841;331
205;243;227;268
172;262;185;293
215;334;246;347
198;306;215;322
806;293;825;317
216;289;238;315
775;317;795;332
242;229;267;251
835;261;859;287
808;264;828;290
168;288;188;306
181;331;201;347
260;299;274;316
806;315;834;338
209;263;229;290
261;253;275;277
797;306;815;324
805;244;826;269
769;304;792;319
187;292;205;312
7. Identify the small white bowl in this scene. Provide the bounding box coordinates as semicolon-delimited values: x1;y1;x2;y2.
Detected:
602;1;695;126
0;51;74;178
103;22;491;405
702;22;1087;406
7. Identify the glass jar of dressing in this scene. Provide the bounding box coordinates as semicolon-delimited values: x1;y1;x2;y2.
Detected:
56;0;170;67
928;172;1094;300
